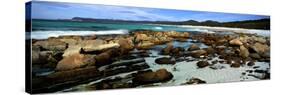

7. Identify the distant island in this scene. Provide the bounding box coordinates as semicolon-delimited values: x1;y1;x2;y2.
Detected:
31;17;270;30
70;17;270;30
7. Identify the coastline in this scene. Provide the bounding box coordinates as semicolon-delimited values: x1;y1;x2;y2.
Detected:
30;30;270;93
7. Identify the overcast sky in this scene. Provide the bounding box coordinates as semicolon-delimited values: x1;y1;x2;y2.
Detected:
30;1;269;22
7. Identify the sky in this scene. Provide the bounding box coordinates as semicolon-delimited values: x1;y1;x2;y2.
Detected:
30;1;269;22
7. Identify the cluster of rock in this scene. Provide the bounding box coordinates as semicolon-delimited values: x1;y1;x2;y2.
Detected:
191;33;270;69
30;30;270;92
31;31;190;93
134;31;189;49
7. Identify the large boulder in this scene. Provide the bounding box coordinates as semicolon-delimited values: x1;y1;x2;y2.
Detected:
135;33;151;42
58;35;82;45
33;39;67;51
133;69;173;85
190;50;207;58
117;38;135;54
166;31;189;38
188;44;200;51
95;50;115;66
196;61;209;68
62;45;82;57
239;45;249;58
250;43;270;54
136;41;154;50
155;57;176;65
81;39;120;52
55;53;95;71
229;38;243;46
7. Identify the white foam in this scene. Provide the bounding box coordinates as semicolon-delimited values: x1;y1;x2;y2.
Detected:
154;26;163;30
28;29;129;39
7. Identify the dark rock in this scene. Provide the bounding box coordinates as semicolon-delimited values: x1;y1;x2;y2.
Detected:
188;44;200;51
133;69;173;85
33;39;67;51
185;78;206;84
155;57;176;65
205;47;216;55
161;43;173;55
56;53;96;71
247;61;255;66
231;62;241;68
250;53;261;59
196;61;209;68
190;50;207;58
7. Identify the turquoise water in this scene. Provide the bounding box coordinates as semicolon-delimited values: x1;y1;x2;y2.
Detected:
30;19;210;39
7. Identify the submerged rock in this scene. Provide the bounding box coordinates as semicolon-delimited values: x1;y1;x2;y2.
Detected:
188;44;200;51
184;78;206;84
133;69;173;85
190;50;207;58
196;61;209;68
161;43;173;55
155;57;176;65
231;62;241;68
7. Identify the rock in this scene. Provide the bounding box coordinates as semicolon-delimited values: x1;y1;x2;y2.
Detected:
249;53;261;59
56;53;96;71
81;40;120;52
95;50;116;66
190;50;207;58
136;41;154;50
247;61;255;66
171;47;185;56
188;44;200;51
196;61;209;68
254;37;267;44
117;38;135;54
32;48;62;67
229;38;243;46
239;45;249;58
117;38;134;50
185;78;206;84
58;35;82;45
205;47;216;55
32;66;100;92
135;33;150;42
62;45;81;57
155;57;176;65
33;39;67;51
133;69;173;85
250;43;270;54
209;64;226;70
32;46;41;64
231;62;240;68
166;31;189;38
161;43;173;55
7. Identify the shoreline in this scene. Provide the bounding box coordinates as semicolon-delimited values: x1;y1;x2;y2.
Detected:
30;29;270;93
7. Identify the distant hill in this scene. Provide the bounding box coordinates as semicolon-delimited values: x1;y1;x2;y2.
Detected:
67;17;270;30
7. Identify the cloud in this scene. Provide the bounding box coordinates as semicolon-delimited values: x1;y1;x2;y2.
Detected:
31;1;268;22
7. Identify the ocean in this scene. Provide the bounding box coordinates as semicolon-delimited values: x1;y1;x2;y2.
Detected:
29;19;213;39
